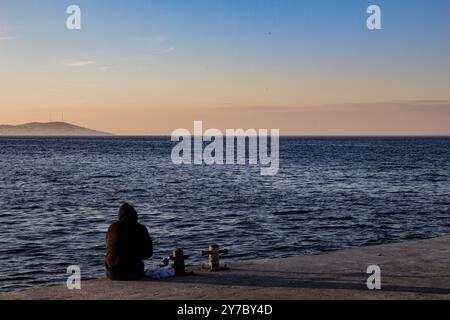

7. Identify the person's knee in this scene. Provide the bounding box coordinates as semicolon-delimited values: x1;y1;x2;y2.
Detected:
105;269;117;280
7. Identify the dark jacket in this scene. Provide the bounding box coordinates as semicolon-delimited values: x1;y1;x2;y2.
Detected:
105;203;153;280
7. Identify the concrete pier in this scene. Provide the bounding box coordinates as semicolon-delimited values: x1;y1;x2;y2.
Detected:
2;236;450;300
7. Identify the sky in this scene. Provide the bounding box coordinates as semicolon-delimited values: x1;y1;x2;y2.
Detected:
0;0;449;135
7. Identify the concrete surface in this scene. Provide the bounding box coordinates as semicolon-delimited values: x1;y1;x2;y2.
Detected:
1;236;450;300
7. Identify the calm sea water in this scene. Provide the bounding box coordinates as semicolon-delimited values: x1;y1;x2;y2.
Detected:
0;137;449;292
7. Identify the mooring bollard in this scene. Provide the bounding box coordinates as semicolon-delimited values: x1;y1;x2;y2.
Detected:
199;244;229;272
169;249;194;276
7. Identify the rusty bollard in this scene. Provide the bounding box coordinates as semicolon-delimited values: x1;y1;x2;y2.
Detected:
169;249;194;276
199;244;229;272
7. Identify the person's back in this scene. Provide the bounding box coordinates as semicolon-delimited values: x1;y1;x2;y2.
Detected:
105;203;153;280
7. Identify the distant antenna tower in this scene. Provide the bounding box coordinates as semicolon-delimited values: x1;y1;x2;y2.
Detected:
61;112;64;122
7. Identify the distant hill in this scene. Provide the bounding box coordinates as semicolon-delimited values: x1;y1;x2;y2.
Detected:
0;122;113;136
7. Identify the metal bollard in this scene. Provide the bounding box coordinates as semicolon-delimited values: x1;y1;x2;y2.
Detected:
199;244;229;272
169;249;194;276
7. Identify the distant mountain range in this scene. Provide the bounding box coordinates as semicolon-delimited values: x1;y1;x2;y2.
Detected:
0;122;113;136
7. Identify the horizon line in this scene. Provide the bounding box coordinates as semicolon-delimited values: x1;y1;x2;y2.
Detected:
1;134;449;138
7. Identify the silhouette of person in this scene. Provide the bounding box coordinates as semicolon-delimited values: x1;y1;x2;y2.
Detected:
105;203;153;280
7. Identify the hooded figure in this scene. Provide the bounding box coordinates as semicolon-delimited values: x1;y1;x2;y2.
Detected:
105;203;153;280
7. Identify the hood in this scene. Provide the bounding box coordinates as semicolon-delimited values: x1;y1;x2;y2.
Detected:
118;203;138;223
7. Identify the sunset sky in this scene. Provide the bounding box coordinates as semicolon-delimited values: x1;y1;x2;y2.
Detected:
1;0;450;135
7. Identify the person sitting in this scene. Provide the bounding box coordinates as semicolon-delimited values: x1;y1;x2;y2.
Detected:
105;203;153;280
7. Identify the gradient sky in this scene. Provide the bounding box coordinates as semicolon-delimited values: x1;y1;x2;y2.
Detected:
1;0;450;135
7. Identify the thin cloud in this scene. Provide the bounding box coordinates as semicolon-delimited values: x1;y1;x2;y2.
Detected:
164;46;175;53
148;35;175;55
0;26;14;41
61;59;95;67
0;31;14;41
150;35;167;44
149;46;176;54
98;66;112;72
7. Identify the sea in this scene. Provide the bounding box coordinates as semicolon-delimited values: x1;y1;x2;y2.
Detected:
0;137;449;292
